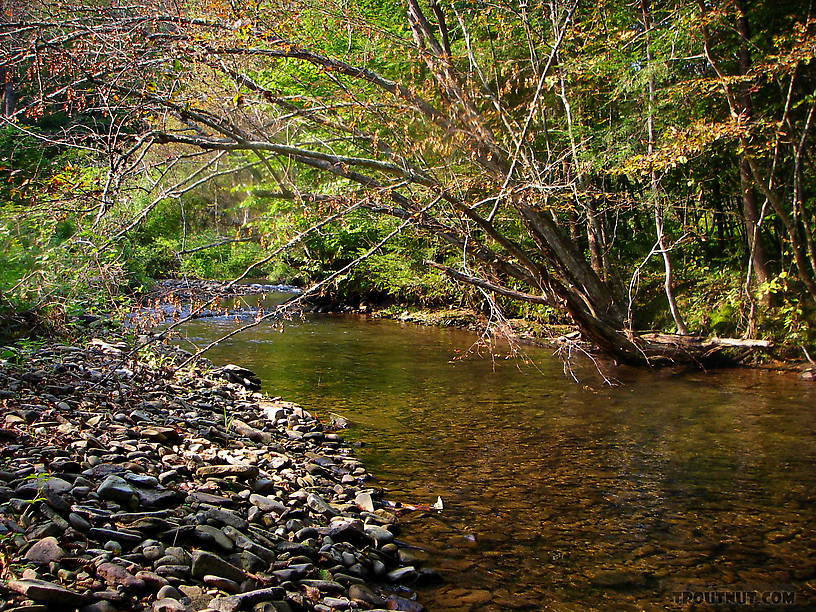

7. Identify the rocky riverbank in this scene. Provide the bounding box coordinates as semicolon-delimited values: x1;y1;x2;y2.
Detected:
0;338;433;611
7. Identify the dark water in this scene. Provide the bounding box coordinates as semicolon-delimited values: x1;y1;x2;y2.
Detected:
176;313;816;611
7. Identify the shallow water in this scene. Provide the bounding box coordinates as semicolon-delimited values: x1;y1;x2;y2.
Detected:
177;314;816;610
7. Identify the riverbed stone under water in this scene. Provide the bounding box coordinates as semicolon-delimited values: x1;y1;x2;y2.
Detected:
180;314;816;610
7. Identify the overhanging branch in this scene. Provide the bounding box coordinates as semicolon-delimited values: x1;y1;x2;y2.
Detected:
425;261;550;305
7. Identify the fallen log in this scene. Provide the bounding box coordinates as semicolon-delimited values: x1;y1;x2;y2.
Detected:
634;333;772;364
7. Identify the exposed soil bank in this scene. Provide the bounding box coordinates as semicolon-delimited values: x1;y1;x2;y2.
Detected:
0;337;435;612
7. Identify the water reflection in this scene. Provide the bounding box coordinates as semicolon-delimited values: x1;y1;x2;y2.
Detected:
177;315;816;610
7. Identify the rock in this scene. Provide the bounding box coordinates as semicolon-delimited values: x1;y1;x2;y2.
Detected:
22;526;55;545
177;584;210;610
385;594;425;612
96;561;146;590
222;529;276;564
140;427;181;443
208;587;285;612
15;476;72;499
354;492;375;513
155;564;190;578
89;339;127;354
7;579;89;607
230;420;272;443
364;525;394;545
415;568;443;585
24;536;66;564
104;540;122;555
371;559;387;576
68;512;91;531
329;413;351;429
50;459;81;473
187;491;234;506
230;549;267;572
85;463;124;478
275;541;315;557
323;597;352;609
306;492;338;516
124;473;159;487
203;574;240;593
156;585;183;600
135;570;169;589
191;525;234;551
386;566;417;583
165;547;191;565
457;589;492;606
21;370;45;383
249;493;286;513
143;544;166;561
254;603;292;612
88;527;142;544
158;470;178;485
133;487;184;509
253;478;278;493
348;584;385;607
203;507;248;530
298;579;346;594
97;475;137;505
196;465;259;480
191;550;245;582
326;522;368;547
152;598;186;612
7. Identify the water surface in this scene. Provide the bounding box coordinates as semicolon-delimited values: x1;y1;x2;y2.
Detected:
177;314;816;611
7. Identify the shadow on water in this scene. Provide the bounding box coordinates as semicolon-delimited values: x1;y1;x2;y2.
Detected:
176;313;816;611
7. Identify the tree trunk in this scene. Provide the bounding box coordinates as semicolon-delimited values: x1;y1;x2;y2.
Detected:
586;201;606;280
642;0;688;335
735;0;771;301
740;159;771;293
0;68;15;117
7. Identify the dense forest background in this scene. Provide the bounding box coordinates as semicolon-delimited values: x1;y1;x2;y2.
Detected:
1;0;814;363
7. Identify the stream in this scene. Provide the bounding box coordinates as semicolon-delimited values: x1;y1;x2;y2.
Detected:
174;305;816;610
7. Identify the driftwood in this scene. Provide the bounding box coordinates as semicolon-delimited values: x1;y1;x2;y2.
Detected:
635;333;772;364
554;331;772;365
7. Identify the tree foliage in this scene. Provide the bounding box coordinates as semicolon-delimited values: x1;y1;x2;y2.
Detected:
1;0;814;362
